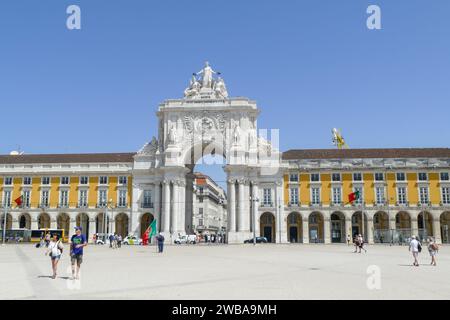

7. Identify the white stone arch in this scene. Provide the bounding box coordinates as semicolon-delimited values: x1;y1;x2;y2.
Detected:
308;211;324;243
330;211;345;243
18;212;31;229
115;212;129;238
260;211;276;243
37;212;51;229
286;211;302;243
440;211;450;244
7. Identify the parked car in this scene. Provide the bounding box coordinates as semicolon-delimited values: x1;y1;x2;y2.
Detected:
95;233;110;245
174;235;197;244
244;237;268;244
122;235;143;245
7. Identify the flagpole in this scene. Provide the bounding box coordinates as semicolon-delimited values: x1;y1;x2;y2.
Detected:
2;199;8;245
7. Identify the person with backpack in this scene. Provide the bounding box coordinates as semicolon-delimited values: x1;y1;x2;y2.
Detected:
358;234;367;253
156;232;165;253
409;235;421;266
70;226;87;280
45;234;64;279
427;237;439;266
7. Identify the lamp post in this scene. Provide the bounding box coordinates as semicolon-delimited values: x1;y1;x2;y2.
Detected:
103;198;113;242
250;195;259;246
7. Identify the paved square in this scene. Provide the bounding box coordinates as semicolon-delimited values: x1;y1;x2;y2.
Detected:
0;243;449;300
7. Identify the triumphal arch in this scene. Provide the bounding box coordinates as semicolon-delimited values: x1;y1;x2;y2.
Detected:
131;62;283;243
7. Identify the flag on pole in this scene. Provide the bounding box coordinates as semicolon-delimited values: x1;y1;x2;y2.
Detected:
14;195;23;207
348;190;360;203
143;219;157;239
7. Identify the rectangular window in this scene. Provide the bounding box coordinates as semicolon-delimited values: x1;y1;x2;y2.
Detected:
374;173;384;181
332;187;342;204
79;190;88;207
99;176;108;185
23;190;31;208
310;174;320;182
98;190;107;207
418;172;428;181
198;187;204;194
354;187;363;204
199;208;203;216
3;190;11;207
290;188;299;205
376;187;385;204
4;177;12;185
442;187;450;204
332;173;341;182
397;187;407;205
23;177;31;185
61;176;69;185
289;174;298;182
119;176;128;185
199;218;204;226
41;190;49;207
311;187;320;205
118;190;127;207
143;190;152;208
419;187;429;204
80;176;89;185
42;177;50;185
263;188;272;206
440;172;449;181
353;173;362;181
59;190;69;207
396;172;406;181
199;197;203;203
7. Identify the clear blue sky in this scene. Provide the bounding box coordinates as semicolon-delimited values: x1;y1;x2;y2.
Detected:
1;0;449;187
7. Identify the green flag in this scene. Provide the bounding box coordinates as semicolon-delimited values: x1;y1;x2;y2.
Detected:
149;219;157;238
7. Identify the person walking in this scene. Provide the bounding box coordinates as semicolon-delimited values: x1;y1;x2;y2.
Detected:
109;233;114;248
346;234;351;246
358;234;367;253
45;234;64;279
156;232;164;253
409;235;421;266
427;237;438;266
117;235;122;248
70;226;87;280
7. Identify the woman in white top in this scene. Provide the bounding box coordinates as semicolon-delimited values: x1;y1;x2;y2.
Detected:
45;234;64;279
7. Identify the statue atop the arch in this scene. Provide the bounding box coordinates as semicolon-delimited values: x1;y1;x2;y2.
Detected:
184;62;229;99
168;125;178;145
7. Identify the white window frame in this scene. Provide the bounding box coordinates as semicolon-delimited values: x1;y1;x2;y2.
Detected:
289;173;298;183
418;172;428;182
289;187;299;205
419;186;429;204
374;172;384;182
311;187;321;205
375;186;385;205
310;173;320;182
353;186;363;204
331;173;341;182
397;186;407;205
396;172;406;182
2;190;12;207
99;176;108;185
40;189;50;208
440;172;449;182
79;189;88;207
263;188;272;206
441;187;450;205
4;177;12;186
353;173;363;182
118;189;127;207
59;189;69;208
60;176;70;185
23;177;32;185
98;189;108;207
332;187;342;205
42;177;50;185
118;176;128;185
80;176;89;185
22;189;31;208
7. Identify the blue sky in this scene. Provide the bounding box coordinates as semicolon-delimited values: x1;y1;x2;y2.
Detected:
1;0;449;187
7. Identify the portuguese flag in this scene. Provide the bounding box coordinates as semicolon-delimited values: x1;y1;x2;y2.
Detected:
14;195;23;207
144;219;157;239
348;190;360;203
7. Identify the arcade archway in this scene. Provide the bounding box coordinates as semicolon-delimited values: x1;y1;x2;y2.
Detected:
260;212;276;243
330;212;345;243
38;213;50;229
115;213;129;238
287;212;302;243
309;212;324;243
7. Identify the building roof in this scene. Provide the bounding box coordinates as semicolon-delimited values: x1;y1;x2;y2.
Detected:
282;148;450;160
0;153;136;164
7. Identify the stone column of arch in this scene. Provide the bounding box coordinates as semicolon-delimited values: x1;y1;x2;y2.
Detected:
12;216;19;229
237;179;245;232
324;216;331;244
68;217;76;238
411;217;419;237
50;215;57;229
344;216;352;242
432;215;442;244
88;218;95;242
162;180;171;234
178;180;186;234
154;182;161;232
302;215;309;244
243;180;251;232
227;179;236;232
171;181;179;236
367;217;374;244
31;215;38;230
251;181;259;236
389;213;396;232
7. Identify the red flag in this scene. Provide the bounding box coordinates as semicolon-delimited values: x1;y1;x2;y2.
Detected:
14;195;23;207
348;192;356;203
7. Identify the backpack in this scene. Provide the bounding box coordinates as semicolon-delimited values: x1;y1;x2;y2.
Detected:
431;243;439;251
418;242;422;253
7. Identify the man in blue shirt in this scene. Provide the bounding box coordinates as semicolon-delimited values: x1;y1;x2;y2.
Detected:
70;226;87;280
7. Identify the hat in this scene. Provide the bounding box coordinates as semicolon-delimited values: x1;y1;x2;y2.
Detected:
411;235;416;239
74;226;82;231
